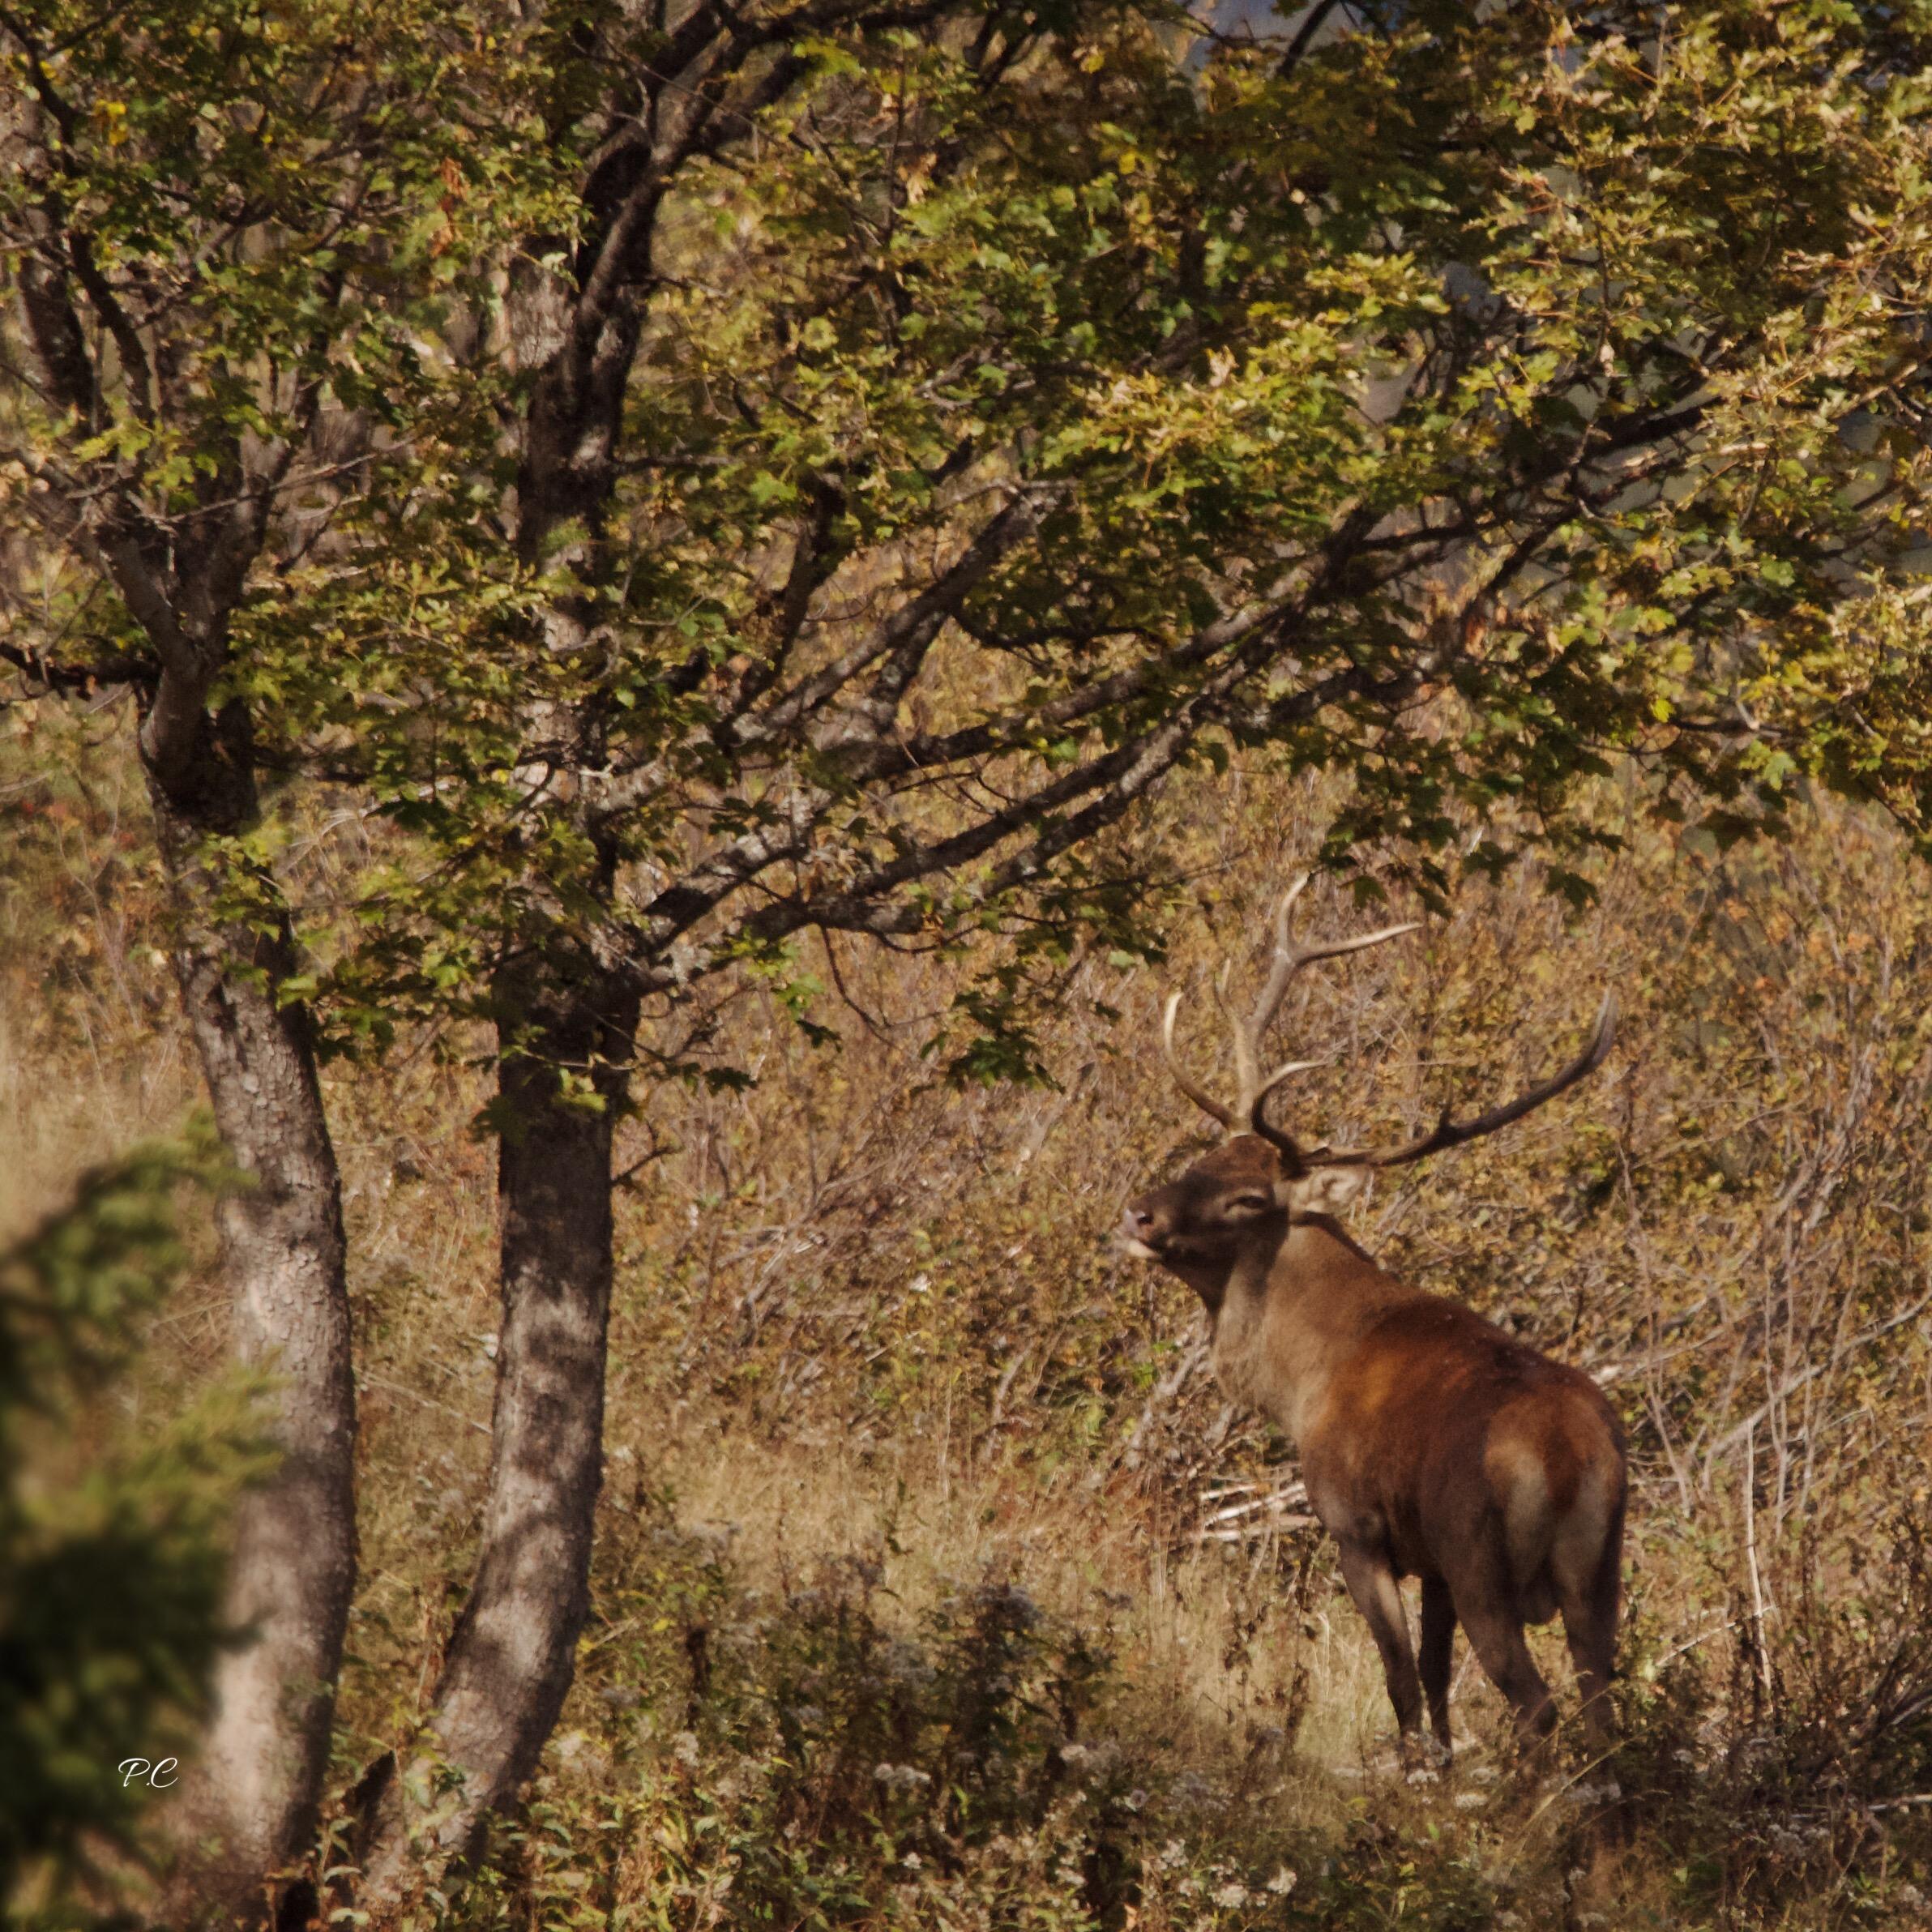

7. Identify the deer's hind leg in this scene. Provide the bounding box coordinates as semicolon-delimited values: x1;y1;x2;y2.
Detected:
1447;1561;1558;1753
1554;1490;1626;1764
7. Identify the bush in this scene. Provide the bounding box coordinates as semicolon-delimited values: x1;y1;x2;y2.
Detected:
0;1126;268;1926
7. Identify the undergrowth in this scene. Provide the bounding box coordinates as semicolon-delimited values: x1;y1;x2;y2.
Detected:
414;1513;1524;1932
324;1483;1932;1930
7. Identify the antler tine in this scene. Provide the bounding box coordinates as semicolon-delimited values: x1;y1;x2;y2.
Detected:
1294;919;1426;971
1161;878;1421;1141
1246;1056;1325;1174
1239;874;1314;1064
1257;1055;1327;1099
1161;992;1238;1130
1237;874;1421;1105
1310;992;1618;1171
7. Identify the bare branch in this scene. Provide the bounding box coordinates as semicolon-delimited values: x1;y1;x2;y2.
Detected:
735;489;1048;754
0;637;154;693
1277;1;1346;79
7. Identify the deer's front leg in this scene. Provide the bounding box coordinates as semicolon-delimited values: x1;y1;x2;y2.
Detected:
1335;1538;1425;1764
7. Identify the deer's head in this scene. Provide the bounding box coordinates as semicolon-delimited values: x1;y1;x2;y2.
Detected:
1122;876;1614;1290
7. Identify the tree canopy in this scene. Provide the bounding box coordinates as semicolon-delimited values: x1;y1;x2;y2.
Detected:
9;0;1932;1071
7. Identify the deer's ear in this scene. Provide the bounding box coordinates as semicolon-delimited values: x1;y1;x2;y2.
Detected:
1280;1166;1370;1219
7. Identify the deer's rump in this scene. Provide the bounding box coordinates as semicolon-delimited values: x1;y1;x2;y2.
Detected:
1302;1293;1626;1615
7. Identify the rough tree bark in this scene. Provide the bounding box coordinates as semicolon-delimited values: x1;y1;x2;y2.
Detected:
348;5;918;1895
354;968;637;1908
147;701;357;1920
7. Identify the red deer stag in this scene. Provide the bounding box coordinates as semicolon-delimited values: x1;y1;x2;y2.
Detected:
1122;880;1626;1773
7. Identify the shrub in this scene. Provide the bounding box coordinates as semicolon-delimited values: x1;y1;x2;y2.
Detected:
0;1126;269;1925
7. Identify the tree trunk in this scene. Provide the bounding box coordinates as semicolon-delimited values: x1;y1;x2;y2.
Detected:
354;968;636;1910
147;712;357;1921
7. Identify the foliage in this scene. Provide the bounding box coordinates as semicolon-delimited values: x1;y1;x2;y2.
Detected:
386;1511;1515;1932
310;0;1932;1071
0;0;575;918
271;0;1932;1074
1608;1477;1932;1921
12;1;1932;1078
0;1124;270;1925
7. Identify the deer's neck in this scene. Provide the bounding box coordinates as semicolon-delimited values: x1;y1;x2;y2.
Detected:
1208;1216;1405;1439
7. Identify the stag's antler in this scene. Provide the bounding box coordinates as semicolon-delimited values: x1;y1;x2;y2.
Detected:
1274;991;1618;1170
1161;874;1417;1170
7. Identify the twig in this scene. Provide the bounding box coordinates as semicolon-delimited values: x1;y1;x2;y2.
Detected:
1702;1293;1932;1471
1646;1614;1748;1674
1743;1421;1775;1704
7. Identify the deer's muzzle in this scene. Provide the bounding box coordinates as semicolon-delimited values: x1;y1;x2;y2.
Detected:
1119;1200;1166;1259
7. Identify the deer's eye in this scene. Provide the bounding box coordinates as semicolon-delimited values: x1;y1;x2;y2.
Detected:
1227;1193;1272;1216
